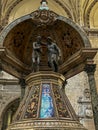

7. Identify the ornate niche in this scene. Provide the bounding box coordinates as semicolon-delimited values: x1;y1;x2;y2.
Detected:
0;9;97;78
3;11;84;64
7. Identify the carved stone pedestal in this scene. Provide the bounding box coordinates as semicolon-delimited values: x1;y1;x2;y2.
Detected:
7;71;87;130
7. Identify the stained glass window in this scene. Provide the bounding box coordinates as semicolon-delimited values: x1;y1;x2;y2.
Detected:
40;83;54;118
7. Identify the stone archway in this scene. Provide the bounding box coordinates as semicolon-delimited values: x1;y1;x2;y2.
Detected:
0;10;96;79
0;98;20;130
0;10;91;47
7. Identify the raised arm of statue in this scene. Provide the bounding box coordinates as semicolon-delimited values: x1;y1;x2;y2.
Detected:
33;42;40;49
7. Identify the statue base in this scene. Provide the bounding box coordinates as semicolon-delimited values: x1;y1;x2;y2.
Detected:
7;71;87;130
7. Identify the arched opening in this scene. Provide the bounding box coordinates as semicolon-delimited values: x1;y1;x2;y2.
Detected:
3;19;85;66
0;10;94;79
1;98;20;130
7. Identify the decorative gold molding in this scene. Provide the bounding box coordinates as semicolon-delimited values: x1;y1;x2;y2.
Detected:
7;119;86;130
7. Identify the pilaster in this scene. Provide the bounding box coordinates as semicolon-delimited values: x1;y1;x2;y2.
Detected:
84;64;98;130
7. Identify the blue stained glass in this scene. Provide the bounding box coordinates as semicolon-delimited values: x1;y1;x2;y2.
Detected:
40;84;54;118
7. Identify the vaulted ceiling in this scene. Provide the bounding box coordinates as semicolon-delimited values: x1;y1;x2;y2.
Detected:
0;0;98;29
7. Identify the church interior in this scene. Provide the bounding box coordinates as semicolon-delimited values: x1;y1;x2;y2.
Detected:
0;0;98;130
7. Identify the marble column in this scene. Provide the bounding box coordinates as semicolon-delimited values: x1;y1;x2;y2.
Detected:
7;109;12;126
19;78;26;100
84;64;98;130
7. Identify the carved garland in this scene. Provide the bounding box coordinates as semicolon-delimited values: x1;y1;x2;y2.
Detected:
52;84;70;118
30;10;58;25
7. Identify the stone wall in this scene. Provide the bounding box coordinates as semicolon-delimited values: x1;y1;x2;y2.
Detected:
66;71;95;130
0;71;21;130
